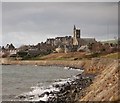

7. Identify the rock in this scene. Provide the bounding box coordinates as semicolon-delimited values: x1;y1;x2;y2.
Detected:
16;73;94;103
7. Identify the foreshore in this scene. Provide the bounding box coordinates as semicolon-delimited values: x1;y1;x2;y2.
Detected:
0;58;116;74
1;58;119;102
1;59;86;67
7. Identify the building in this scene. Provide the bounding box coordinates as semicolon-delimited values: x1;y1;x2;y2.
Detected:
45;25;97;53
0;44;17;57
73;25;81;46
23;24;97;54
73;25;96;47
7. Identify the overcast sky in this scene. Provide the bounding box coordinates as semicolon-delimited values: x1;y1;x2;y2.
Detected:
2;2;118;47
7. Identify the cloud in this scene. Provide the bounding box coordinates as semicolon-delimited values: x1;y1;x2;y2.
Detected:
2;0;120;2
0;2;2;46
2;32;59;47
2;2;118;47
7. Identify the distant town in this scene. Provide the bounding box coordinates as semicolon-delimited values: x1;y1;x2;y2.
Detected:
0;25;119;60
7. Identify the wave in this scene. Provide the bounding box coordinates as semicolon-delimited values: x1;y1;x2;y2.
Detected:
64;66;84;72
15;72;93;102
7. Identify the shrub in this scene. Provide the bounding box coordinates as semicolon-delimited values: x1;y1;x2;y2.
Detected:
17;51;28;58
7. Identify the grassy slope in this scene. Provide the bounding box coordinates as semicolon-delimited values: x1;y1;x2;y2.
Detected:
34;52;86;60
33;52;119;61
101;39;118;44
79;59;119;101
101;52;119;59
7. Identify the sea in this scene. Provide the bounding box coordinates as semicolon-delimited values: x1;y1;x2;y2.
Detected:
2;65;83;101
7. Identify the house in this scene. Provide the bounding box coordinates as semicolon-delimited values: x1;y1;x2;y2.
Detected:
0;44;17;57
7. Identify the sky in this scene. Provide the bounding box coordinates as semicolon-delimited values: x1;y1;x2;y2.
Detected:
1;2;118;47
0;2;1;47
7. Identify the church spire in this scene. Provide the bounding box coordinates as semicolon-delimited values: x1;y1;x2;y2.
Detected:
74;25;76;30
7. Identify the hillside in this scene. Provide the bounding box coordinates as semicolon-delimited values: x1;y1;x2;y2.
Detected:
34;52;86;60
79;58;119;101
33;52;119;61
101;39;118;44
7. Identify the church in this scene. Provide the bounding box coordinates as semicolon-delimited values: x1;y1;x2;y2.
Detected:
72;25;96;46
46;25;96;52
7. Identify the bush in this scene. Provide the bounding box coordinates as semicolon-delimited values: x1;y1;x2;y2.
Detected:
85;52;100;58
10;54;17;57
17;51;28;58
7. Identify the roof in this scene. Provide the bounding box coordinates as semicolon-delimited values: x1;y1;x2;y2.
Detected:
82;38;96;43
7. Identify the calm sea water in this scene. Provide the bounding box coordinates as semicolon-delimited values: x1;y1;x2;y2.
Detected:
2;65;82;101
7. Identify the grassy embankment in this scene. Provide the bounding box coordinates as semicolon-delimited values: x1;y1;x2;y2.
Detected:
101;39;118;44
79;58;119;101
30;52;119;61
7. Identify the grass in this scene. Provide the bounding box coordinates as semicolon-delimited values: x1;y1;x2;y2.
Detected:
101;52;119;59
33;52;86;61
21;51;119;61
101;39;118;44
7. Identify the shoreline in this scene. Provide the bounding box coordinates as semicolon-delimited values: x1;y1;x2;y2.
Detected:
2;70;95;103
1;58;88;71
1;58;116;74
1;58;119;102
15;73;94;102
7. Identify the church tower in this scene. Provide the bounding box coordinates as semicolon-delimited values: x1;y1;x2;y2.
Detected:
73;25;81;46
73;25;76;37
